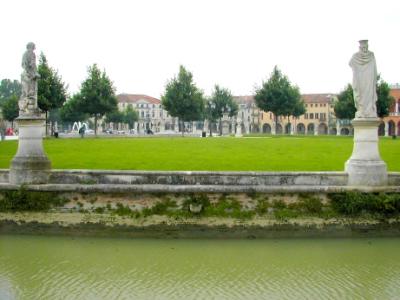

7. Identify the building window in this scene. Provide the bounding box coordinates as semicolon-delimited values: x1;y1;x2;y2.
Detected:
315;113;318;119
320;113;326;120
152;111;155;118
305;113;308;119
141;111;144;118
311;104;313;107
310;113;314;119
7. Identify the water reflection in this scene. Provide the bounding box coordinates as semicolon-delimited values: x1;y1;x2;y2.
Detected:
0;236;399;299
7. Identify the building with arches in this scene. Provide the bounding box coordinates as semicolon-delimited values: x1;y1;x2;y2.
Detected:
380;85;400;136
256;94;339;135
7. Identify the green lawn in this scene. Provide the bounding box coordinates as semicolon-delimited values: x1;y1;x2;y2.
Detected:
0;136;398;171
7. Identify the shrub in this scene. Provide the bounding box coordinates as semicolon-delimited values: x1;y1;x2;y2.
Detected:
0;187;67;212
182;194;210;213
255;199;269;215
329;192;400;216
298;197;323;215
142;198;177;217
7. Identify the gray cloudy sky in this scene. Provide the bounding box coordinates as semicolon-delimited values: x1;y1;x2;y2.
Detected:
1;0;399;98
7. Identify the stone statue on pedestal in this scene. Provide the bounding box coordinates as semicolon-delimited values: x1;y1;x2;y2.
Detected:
9;42;51;185
19;42;40;116
349;40;377;119
345;40;387;186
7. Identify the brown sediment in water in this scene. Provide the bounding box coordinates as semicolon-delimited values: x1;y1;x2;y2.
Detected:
1;212;399;239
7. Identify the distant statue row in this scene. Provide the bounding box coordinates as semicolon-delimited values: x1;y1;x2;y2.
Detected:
17;41;378;119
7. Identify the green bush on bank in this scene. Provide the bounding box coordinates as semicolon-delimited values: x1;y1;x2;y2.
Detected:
329;192;400;217
0;187;67;212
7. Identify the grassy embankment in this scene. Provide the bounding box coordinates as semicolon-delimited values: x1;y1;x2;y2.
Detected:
0;135;398;171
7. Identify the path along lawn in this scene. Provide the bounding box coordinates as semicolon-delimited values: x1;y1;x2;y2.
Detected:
0;136;399;171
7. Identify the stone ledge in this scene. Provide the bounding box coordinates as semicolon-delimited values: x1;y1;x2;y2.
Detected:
0;183;399;193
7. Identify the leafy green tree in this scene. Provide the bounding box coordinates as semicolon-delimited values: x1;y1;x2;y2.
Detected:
0;79;21;104
76;64;118;135
37;53;68;135
59;94;88;124
1;95;19;128
334;84;356;120
123;104;139;130
376;77;394;117
105;109;124;126
334;77;394;119
161;65;204;135
255;66;302;131
207;85;238;135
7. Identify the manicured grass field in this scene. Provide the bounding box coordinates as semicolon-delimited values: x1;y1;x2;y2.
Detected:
0;136;398;171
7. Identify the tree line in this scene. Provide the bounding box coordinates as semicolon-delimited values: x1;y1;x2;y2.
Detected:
0;54;395;137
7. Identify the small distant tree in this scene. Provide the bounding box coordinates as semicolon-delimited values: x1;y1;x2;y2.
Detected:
334;84;356;120
123;104;139;130
255;66;302;132
1;95;19;128
76;64;118;135
105;109;124;129
59;94;89;125
38;53;68;135
334;77;393;120
376;77;394;118
161;65;204;136
207;85;238;135
0;79;21;104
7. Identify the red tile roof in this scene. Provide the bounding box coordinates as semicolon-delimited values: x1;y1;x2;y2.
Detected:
301;94;335;104
233;96;255;104
117;94;161;105
233;94;335;105
390;88;400;100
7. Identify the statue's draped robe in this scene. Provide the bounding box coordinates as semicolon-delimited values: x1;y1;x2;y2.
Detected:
20;49;38;113
349;51;377;118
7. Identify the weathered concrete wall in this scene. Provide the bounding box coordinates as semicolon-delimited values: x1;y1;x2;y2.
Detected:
0;169;399;193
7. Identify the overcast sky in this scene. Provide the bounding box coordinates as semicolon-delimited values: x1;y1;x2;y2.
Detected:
1;0;399;98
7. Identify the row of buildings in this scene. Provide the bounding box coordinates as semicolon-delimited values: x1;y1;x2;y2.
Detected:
113;85;400;136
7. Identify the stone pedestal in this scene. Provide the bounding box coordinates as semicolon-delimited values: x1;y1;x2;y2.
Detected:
345;118;387;186
9;116;51;184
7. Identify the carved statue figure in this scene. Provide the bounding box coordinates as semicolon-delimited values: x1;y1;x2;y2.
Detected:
19;42;40;115
349;40;378;118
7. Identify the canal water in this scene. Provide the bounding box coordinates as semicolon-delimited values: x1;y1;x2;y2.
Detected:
0;235;399;299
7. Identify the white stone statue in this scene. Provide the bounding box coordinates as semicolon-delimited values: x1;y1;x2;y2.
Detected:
19;42;40;115
349;40;377;119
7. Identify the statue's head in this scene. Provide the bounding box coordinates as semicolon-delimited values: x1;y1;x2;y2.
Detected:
26;42;36;51
358;40;368;53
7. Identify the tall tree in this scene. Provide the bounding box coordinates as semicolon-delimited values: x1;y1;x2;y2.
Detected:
1;95;19;128
161;65;204;136
37;53;68;135
207;85;238;135
334;77;394;119
0;79;21;104
76;64;118;135
255;66;302;132
123;104;139;130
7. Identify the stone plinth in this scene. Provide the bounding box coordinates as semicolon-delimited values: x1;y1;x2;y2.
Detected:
9;116;51;184
345;118;387;186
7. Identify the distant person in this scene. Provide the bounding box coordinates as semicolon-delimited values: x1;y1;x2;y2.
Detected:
79;126;85;138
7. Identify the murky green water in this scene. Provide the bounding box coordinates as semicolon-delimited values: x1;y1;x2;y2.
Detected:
0;236;400;299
